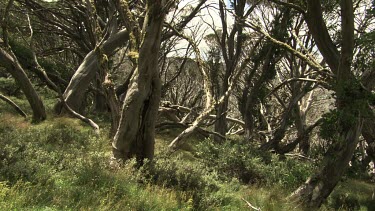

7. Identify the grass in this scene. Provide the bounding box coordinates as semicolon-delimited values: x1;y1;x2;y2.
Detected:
0;113;188;210
0;106;374;210
324;179;375;210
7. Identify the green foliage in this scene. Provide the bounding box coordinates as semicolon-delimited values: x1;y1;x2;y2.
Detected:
329;192;361;210
0;117;97;184
0;77;21;95
9;39;72;81
0;112;373;210
195;138;315;190
128;155;247;210
319;109;340;142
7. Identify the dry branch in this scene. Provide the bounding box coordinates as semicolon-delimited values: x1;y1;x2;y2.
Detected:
0;93;27;118
159;103;245;127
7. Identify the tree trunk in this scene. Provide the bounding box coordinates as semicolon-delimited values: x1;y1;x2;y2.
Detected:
292;0;364;207
291;122;362;207
214;94;228;141
112;1;166;163
95;75;108;112
105;85;121;137
260;83;310;151
59;29;129;113
360;62;375;163
0;47;46;122
242;11;288;138
362;117;375;162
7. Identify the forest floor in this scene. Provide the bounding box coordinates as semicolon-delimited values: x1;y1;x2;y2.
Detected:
0;96;374;210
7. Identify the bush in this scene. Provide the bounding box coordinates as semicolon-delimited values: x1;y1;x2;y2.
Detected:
123;154;249;210
329;193;361;210
0;78;21;96
0;118;99;184
196;138;315;189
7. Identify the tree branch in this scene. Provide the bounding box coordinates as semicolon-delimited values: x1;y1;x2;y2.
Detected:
0;93;27;118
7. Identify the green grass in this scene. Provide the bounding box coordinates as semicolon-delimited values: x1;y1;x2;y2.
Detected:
323;179;375;210
0;109;374;210
0;114;189;210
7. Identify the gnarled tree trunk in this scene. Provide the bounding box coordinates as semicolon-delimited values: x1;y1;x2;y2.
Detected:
291;0;365;207
112;0;168;162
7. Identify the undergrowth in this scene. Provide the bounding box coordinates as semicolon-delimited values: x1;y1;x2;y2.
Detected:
0;112;374;210
0;116;185;210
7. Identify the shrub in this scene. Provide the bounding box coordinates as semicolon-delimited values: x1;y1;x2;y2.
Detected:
196;138;314;189
124;154;248;210
329;193;361;211
0;78;21;96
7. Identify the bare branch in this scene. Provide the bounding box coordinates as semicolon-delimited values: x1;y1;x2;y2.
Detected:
245;22;330;74
266;78;319;98
26;14;99;132
0;93;27;118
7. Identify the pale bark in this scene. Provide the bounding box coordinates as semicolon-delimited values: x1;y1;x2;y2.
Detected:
361;67;375;162
168;58;250;149
59;29;129;113
242;10;290;138
304;1;340;73
159;104;245;127
112;0;167;162
167;29;258;149
29;47;100;131
24;12;100;131
213;0;247;139
362;119;375;161
106;85;121;137
291;122;362;207
260;89;310;152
